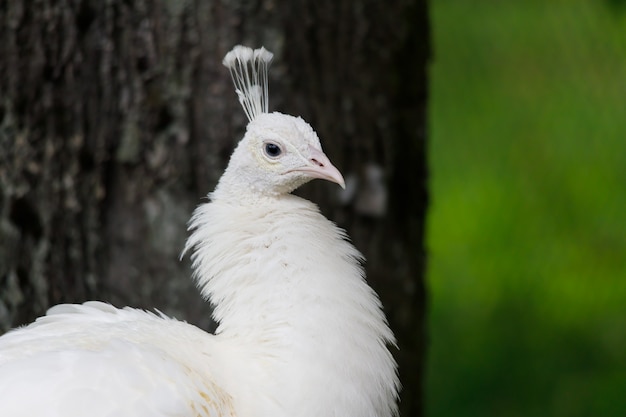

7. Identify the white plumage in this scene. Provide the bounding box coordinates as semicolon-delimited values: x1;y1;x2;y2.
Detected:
0;46;399;417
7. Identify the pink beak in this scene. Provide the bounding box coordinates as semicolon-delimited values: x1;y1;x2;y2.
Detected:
295;146;346;189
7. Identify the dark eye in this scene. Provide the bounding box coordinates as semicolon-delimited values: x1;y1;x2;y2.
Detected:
264;142;282;158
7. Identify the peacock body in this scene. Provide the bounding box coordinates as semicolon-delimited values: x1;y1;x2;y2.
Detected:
0;46;399;417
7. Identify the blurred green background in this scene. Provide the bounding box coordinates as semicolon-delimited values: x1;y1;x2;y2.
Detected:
426;0;626;416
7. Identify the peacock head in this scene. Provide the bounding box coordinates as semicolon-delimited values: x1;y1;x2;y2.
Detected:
216;46;344;198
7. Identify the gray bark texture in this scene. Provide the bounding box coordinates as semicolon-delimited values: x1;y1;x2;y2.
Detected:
0;1;429;416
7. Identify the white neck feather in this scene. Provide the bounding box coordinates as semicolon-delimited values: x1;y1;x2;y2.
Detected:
183;193;398;417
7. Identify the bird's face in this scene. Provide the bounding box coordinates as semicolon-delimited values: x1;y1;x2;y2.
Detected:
222;112;345;197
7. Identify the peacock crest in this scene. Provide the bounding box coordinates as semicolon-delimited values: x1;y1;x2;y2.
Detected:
222;45;274;122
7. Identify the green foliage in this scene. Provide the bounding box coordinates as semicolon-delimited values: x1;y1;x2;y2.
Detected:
427;0;626;416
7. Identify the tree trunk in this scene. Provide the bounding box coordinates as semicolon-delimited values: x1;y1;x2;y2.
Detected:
0;1;429;416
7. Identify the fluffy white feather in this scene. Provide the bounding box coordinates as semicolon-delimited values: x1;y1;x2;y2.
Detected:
0;45;398;417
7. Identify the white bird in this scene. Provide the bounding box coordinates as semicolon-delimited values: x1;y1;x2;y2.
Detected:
0;45;399;417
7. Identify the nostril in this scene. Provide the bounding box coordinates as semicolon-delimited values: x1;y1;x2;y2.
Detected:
311;158;324;167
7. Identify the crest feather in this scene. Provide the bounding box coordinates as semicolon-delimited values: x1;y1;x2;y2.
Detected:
223;45;274;121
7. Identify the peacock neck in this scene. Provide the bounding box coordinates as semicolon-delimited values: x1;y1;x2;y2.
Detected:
184;194;398;417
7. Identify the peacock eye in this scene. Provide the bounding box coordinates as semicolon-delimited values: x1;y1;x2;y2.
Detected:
263;142;282;158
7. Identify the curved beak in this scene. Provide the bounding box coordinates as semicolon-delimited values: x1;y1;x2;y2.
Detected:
295;146;346;189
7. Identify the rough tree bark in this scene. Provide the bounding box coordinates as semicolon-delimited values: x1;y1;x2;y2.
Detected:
0;1;429;416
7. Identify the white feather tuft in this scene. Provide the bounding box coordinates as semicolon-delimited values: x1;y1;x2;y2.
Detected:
223;45;274;121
